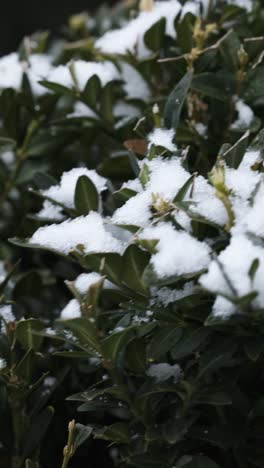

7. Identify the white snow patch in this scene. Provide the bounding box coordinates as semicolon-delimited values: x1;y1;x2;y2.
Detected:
120;62;150;101
37;200;64;221
42;168;107;209
96;1;183;58
200;234;264;315
147;363;182;382
70;101;98;119
60;299;81;319
0;305;15;333
74;272;102;295
47;60;119;90
0;358;7;370
230;99;254;131
151;281;197;306
148;128;176;152
30;212;124;255
139;222;211;278
226;0;253;12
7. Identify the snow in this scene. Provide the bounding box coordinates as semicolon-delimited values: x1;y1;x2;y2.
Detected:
0;358;7;370
113;156;228;228
95;0;183;58
73;272;102;295
234;183;264;237
1;151;15;165
46;64;72;88
226;0;253;12
113;191;152;227
0;262;6;283
0;53;23;90
60;299;81;319
147;363;182;383
231;99;254;131
47;60;119;90
189;176;228;226
27;54;52;95
42;168;107;209
0;52;52;95
114;102;141;119
150;282;197;306
139;222;211;279
195;123;207;137
120;62;150;101
72;272;118;294
239;150;261;170
200;234;264;316
30;212;124;255
225;165;261;200
0;305;15;333
70;101;98;119
148;128;176;152
73;60;119;89
37;200;64;221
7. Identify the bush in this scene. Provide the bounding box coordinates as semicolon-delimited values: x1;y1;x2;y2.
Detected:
1;0;264;467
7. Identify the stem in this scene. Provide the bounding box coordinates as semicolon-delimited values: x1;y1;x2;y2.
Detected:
61;420;76;468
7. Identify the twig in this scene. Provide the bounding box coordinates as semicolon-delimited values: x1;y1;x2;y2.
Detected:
158;29;233;64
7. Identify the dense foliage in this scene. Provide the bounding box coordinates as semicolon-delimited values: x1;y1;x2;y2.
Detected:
1;0;264;467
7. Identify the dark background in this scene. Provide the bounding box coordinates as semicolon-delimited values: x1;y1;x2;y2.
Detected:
0;0;115;55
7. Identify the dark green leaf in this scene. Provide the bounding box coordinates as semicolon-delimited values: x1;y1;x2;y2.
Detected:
15;319;45;351
82;74;101;109
223;131;249;168
74;175;99;214
144;18;166;51
164;70;193;130
122;245;150;294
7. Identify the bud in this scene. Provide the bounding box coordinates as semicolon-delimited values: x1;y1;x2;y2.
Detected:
209;161;226;192
152;103;159;114
238;46;248;69
69;12;88;31
139;0;154;12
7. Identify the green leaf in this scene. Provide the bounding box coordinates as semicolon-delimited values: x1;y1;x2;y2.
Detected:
244;337;264;361
174;173;196;203
82;74;101;109
94;422;129;443
171;328;209;360
184;455;220;468
139;163;150;188
176;12;195;53
122;245;150;294
83;253;122;285
114;187;138;203
223;131;249;169
15;349;37;382
72;423;93;451
248;258;259;282
147;327;183;361
15;319;45;351
101;327;135;362
0;136;16;152
25;460;40;468
22;406;54;459
198;342;237;378
220;30;241;71
164;70;193;130
191;73;231;101
144;18;166;51
34;171;57;190
125;339;146;373
57;318;100;352
74;175;99;214
38;80;76;96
